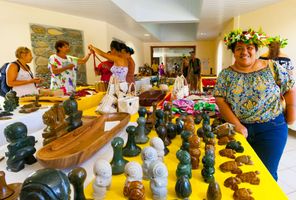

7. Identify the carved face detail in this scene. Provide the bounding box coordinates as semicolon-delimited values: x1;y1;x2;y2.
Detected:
141;147;158;162
124;161;143;180
4;122;27;143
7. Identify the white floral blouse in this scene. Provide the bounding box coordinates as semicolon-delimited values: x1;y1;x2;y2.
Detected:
48;54;78;94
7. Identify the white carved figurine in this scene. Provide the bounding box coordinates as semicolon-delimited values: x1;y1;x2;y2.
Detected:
141;146;158;180
124;161;143;184
150;137;165;161
93;159;112;200
149;161;168;200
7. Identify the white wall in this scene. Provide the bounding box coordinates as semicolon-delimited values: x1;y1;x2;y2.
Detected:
106;24;144;74
230;0;296;69
0;1;144;84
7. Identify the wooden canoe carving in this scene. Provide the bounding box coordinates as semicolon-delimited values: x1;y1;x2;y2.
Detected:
36;113;130;169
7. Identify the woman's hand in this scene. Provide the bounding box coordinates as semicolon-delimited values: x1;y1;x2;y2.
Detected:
67;64;75;70
88;44;94;51
235;124;248;138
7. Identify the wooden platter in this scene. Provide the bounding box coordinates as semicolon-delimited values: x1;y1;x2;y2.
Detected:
36;113;130;169
139;90;166;106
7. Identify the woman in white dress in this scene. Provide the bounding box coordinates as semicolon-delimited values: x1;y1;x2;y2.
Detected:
6;47;41;97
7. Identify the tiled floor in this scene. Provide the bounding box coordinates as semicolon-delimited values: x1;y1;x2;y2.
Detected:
278;129;296;199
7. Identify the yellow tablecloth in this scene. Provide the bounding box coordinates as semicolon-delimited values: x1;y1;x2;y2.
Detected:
19;92;105;111
83;115;288;200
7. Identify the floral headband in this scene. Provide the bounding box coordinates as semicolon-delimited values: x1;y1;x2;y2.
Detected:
268;36;288;48
224;28;268;50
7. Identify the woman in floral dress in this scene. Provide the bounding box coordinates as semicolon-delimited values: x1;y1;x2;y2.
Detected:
48;40;92;94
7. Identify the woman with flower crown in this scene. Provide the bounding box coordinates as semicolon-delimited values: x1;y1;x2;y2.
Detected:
213;28;296;181
259;36;294;76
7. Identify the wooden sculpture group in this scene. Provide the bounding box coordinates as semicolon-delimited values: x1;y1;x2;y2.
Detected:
1;95;261;200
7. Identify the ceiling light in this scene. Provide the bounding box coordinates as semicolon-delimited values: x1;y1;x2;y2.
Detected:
144;34;150;37
200;32;207;36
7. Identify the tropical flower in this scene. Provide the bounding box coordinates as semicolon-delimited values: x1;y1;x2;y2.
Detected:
224;28;268;50
268;36;288;48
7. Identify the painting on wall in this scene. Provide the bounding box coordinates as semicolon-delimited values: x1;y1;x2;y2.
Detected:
30;24;86;88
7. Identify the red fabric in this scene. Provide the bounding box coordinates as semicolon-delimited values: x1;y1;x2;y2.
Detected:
202;78;217;87
96;61;113;82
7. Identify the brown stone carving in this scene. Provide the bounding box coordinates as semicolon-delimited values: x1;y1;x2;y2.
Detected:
42;103;68;145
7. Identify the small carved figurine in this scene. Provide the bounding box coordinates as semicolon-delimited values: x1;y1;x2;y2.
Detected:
63;94;83;132
138;106;151;135
93;159;112;200
156;124;171;146
4;122;36;172
3;91;19;112
155;109;164;129
188;134;201;169
226;141;244;153
181;130;192;152
124;161;143;183
123;162;145;200
123;125;141;157
20;168;70;200
19;95;41;113
233;188;254;200
218;135;235;146
207;181;222;200
150;137;165;160
123;181;145;200
175;118;184;135
135;117;149;144
141;147;158;180
213;123;235;139
224;177;241;191
42;103;68;145
201;150;215;183
236;171;260;185
176;149;192;179
149;161;168;200
68;167;87;200
110;137;128;175
219;149;236;159
166;122;177;139
175;175;192;199
146;102;157;130
0;171;22;200
235;155;253;165
219;161;242;174
194;113;203;125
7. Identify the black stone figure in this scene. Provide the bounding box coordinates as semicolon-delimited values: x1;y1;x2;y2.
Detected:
156;125;170;155
3;91;19;112
4;122;36;172
135;117;149;144
20;168;70;200
68;167;87;200
63;94;82;132
138;107;151;135
123;125;141;157
155;109;164;129
110;137;128;175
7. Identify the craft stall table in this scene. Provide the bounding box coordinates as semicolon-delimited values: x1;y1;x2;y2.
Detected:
0;91;288;200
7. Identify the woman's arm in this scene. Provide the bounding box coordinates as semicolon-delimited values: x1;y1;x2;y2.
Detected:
6;63;40;86
88;45;119;63
77;52;92;64
284;87;296;124
50;63;75;75
215;97;248;137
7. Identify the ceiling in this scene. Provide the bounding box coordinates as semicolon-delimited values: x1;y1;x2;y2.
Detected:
6;0;283;42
